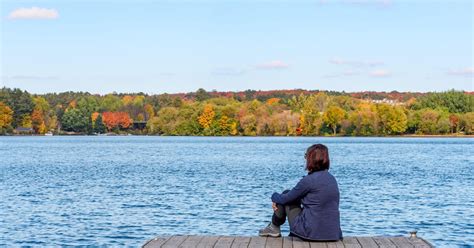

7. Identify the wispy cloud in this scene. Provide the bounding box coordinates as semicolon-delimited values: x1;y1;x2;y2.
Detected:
369;69;391;77
212;67;246;76
256;60;289;70
7;7;59;20
323;70;360;78
447;67;474;76
329;57;384;67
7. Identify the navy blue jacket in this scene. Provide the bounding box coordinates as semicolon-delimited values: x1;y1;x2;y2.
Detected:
271;170;342;241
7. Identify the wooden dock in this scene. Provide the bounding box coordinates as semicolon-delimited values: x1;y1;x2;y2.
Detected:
143;235;433;248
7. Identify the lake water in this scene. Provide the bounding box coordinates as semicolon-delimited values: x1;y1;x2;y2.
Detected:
0;137;472;247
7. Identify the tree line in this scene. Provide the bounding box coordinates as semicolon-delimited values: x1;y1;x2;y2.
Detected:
0;87;473;136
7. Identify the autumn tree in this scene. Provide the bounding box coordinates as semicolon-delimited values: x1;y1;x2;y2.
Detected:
0;88;34;128
0;102;14;133
198;104;215;130
144;104;155;120
31;108;46;134
349;102;378;136
460;112;474;134
102;112;132;131
377;104;407;135
147;107;180;135
323;106;346;135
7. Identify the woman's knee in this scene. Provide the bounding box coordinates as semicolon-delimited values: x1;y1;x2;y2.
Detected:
282;189;290;194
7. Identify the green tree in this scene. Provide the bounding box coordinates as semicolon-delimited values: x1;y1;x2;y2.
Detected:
146;107;180;135
195;88;210;101
414;90;474;113
93;114;106;134
0;88;34;128
61;109;88;133
100;94;123;112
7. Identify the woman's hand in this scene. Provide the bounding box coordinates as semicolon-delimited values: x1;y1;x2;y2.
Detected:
272;202;278;212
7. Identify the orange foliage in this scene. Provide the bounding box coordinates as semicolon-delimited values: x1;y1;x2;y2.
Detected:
31;108;46;134
0;102;13;129
122;95;134;105
102;112;132;131
68;100;76;109
266;98;280;105
91;112;99;122
198;104;215;129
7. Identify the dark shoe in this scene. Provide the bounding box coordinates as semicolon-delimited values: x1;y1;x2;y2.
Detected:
258;223;281;237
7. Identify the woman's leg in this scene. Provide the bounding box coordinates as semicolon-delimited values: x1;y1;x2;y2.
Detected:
260;190;302;237
285;201;302;227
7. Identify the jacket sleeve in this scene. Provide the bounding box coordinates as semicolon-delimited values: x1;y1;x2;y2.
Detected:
271;176;310;205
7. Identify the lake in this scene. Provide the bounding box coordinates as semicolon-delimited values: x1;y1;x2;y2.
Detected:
0;136;472;247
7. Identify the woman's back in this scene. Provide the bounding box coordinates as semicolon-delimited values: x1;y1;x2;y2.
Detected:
293;170;342;241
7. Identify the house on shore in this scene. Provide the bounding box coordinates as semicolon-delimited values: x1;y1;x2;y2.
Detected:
13;127;34;135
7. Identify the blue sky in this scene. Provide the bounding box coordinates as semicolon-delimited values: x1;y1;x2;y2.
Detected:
1;0;472;94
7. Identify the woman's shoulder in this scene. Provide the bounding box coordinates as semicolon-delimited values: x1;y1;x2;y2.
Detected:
307;170;337;183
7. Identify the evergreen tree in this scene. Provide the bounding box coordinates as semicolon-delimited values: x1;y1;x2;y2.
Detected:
94;114;106;134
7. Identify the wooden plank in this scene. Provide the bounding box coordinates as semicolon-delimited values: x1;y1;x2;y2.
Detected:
143;236;171;248
343;237;362;248
282;236;293;248
309;242;327;248
292;236;310;248
196;236;220;248
231;236;251;248
406;238;432;248
214;236;235;248
180;235;204;248
248;237;267;248
326;240;344;248
356;237;379;248
162;235;188;248
143;236;433;248
265;237;283;248
391;237;414;248
373;237;397;248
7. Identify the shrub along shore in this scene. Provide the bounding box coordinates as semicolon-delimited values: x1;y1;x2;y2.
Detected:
0;88;473;136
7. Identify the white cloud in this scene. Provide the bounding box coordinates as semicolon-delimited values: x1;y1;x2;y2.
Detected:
448;67;474;76
256;60;289;70
329;57;384;67
8;7;59;20
370;69;391;77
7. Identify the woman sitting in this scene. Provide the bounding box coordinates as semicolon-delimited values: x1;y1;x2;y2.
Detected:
259;144;343;241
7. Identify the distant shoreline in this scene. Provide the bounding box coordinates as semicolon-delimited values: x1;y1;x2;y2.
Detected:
2;134;473;138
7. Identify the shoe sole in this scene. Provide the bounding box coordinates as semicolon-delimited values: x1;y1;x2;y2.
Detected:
259;233;281;238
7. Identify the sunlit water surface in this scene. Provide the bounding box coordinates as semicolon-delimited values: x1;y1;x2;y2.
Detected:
0;137;472;247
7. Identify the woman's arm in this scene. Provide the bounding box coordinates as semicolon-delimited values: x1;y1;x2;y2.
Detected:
271;176;310;205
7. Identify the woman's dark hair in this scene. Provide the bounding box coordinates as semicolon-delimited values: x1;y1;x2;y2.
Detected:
305;144;330;172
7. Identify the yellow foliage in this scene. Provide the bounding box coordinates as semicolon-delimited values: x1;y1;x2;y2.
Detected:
198;104;215;129
122;95;134;105
68;100;76;109
91;112;99;122
0;102;14;129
